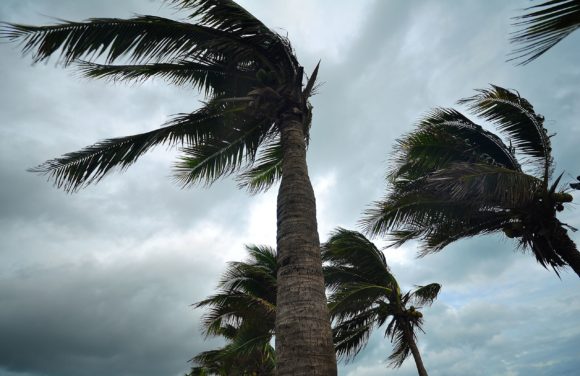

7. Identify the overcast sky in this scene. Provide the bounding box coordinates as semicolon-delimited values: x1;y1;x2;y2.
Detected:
1;1;579;375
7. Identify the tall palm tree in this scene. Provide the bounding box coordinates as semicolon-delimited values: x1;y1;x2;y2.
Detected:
322;228;441;376
509;0;580;65
0;1;336;374
188;245;276;376
363;85;580;277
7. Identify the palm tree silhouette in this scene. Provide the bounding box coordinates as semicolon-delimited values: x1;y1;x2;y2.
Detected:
322;228;440;376
363;85;580;277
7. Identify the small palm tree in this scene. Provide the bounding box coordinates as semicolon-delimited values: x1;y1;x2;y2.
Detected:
322;228;441;376
0;1;336;373
363;85;580;277
509;0;580;64
189;245;277;376
187;325;275;376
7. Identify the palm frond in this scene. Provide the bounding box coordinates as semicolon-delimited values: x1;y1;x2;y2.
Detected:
458;85;552;181
419;211;511;254
302;61;321;99
236;138;282;194
28;106;234;192
424;162;541;207
332;307;382;361
0;16;272;67
509;0;580;65
410;284;441;307
173;114;271;187
322;229;394;288
361;191;479;239
77;60;255;97
328;283;393;322
168;0;300;75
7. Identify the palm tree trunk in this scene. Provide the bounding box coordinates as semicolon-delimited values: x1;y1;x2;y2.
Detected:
402;322;428;376
553;224;580;277
275;113;337;375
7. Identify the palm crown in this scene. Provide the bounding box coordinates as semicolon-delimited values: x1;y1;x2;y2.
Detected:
0;0;317;193
363;85;580;277
322;228;440;375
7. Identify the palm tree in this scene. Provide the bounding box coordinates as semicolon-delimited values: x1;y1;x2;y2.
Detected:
187;325;275;376
509;0;580;65
322;228;441;376
363;85;580;277
0;1;336;374
190;244;277;376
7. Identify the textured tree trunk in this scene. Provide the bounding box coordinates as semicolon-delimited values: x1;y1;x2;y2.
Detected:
402;323;428;376
275;113;337;375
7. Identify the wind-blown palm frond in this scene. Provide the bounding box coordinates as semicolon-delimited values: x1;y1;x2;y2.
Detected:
366;85;580;277
323;229;439;373
322;228;396;289
392;108;520;179
458;85;552;181
509;0;580;65
28;104;247;192
236;138;282;194
168;0;299;74
77;60;255;97
410;284;441;307
424;162;541;206
0;15;271;66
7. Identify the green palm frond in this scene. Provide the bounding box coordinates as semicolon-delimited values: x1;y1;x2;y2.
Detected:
458;85;552;181
332;306;383;361
509;0;580;65
195;291;275;337
410;284;441;307
174;117;269;187
322;228;395;288
401;108;520;173
419;211;511;253
0;15;271;66
328;283;392;321
361;192;479;239
424;162;541;207
169;0;300;75
77;60;255;97
236;138;282;194
28;106;232;192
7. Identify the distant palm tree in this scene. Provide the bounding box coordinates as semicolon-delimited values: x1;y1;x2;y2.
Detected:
509;0;580;64
0;1;336;373
363;85;580;277
189;245;276;376
322;228;441;376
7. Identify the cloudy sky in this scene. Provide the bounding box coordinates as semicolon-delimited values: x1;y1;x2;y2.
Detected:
1;1;579;375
